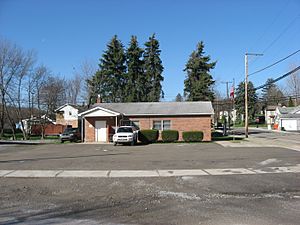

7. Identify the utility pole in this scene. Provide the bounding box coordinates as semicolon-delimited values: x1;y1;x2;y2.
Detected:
221;80;233;134
221;81;233;99
245;53;263;138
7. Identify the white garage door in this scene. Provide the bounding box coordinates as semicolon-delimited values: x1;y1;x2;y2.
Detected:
281;119;297;131
95;121;107;142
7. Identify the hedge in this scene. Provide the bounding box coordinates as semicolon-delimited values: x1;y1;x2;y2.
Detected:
138;129;159;143
211;131;223;138
161;130;179;142
182;131;204;142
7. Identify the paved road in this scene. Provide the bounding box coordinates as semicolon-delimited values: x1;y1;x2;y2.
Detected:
0;142;300;224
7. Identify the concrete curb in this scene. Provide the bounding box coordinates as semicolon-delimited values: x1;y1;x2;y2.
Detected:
0;140;55;145
1;165;300;178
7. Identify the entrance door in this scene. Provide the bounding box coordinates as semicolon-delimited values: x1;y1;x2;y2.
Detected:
95;121;107;142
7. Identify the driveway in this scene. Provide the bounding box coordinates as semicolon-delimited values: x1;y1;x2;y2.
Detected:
218;127;300;151
0;143;300;225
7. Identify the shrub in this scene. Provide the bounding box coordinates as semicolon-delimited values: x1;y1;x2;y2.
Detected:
182;131;203;142
162;130;179;142
138;129;159;143
212;131;223;138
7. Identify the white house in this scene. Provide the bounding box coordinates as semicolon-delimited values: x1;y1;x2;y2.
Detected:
55;104;83;128
265;105;277;130
275;106;300;131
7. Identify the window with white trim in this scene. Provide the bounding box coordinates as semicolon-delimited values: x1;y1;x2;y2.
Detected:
152;120;171;130
153;120;162;130
131;120;140;130
163;120;171;130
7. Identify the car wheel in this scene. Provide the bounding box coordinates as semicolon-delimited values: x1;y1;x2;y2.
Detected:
61;140;64;143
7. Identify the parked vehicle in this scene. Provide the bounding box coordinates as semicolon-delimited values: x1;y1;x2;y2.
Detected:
113;126;138;146
59;128;81;143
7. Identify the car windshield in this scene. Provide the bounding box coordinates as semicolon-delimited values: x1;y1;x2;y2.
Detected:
117;127;133;133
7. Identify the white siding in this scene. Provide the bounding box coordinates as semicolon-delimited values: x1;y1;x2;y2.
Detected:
281;119;298;131
62;105;78;121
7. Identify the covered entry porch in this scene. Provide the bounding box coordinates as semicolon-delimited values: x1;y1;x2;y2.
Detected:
79;106;121;143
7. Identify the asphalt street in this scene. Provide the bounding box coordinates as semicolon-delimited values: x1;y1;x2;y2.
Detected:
0;135;300;224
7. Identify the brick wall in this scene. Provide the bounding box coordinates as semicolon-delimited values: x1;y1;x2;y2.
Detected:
31;124;66;136
127;115;212;141
84;115;212;142
84;117;115;142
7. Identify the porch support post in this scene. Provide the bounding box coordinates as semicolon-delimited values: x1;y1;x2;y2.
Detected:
81;117;84;142
115;116;118;133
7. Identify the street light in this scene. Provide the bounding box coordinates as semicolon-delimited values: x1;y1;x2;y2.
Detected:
245;53;263;138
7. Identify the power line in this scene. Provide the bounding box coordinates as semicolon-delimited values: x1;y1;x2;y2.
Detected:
249;49;300;76
249;12;300;66
248;0;291;53
254;65;300;91
262;13;300;54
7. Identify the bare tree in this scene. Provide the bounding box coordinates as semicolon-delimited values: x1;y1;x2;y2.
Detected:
0;39;35;139
64;60;97;106
285;64;300;105
39;75;65;138
79;60;97;106
66;73;82;105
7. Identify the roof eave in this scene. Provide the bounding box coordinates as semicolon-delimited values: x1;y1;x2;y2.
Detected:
123;113;214;116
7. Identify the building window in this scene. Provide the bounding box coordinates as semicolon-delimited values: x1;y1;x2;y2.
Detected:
153;120;171;130
163;120;171;130
69;111;72;116
120;120;140;129
131;120;140;130
153;120;162;130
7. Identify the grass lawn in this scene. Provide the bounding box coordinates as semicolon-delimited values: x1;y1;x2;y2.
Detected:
1;133;59;141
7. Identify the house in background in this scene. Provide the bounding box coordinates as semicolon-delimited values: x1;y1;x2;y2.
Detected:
55;104;86;128
16;115;56;134
265;105;277;130
78;101;214;143
275;105;300;131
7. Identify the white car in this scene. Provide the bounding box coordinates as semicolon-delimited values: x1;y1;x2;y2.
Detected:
113;126;138;146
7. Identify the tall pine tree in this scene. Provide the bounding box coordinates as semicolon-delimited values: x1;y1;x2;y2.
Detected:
143;34;164;102
125;36;144;102
94;35;126;102
261;78;284;108
184;41;216;101
235;81;258;121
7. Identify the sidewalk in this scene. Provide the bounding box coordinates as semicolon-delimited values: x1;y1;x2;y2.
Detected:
1;164;300;178
217;135;300;152
250;127;300;135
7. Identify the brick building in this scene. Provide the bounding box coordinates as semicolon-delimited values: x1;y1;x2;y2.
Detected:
79;101;214;143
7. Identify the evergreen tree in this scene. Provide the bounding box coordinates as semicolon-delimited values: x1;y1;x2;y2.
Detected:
175;93;183;102
261;78;284;108
93;35;126;102
235;81;258;121
143;34;164;102
125;36;144;102
184;41;216;101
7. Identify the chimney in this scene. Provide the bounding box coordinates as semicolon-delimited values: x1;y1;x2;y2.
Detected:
96;94;102;103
